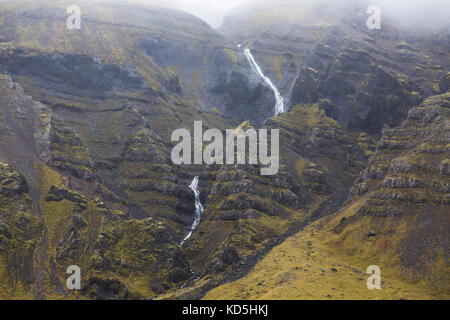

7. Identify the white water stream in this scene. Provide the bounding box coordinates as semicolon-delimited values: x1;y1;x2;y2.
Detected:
244;48;285;115
180;177;203;246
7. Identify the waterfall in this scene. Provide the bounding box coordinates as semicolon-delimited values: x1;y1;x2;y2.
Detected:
180;177;203;246
244;48;285;115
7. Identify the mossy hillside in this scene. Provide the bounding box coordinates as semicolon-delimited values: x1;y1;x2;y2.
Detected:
182;161;306;275
205;94;450;300
221;1;449;133
1;0;216;61
439;72;450;94
33;163;91;298
349;95;450;291
0;5;373;299
0;70;201;298
0;69;233;298
309;48;425;133
0;0;447;300
82;215;190;298
0;0;272;226
218;1;353;95
53;204;192;299
34;164;192;299
0;163;43;299
23;73;234;239
351;93;450;215
0;46;234;240
49;119;94;180
109;105;235;233
0;69;243;299
204;198;445;300
181;104;366;281
267;103;366;190
357;132;377;158
0;0;253;119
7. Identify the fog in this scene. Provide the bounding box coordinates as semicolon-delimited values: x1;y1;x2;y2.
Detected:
374;0;450;28
82;0;450;29
171;0;249;27
97;0;249;27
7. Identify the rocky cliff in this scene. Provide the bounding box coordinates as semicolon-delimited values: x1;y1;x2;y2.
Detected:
205;93;450;300
0;0;448;300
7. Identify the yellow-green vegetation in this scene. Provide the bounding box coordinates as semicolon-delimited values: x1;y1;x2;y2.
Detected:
180;103;366;287
205;94;450;300
357;133;376;158
0;0;448;301
82;216;189;299
204;198;445;300
0;163;43;299
0;0;242;297
224;49;238;65
272;54;289;83
38;165;76;248
272;103;367;184
32;164;191;299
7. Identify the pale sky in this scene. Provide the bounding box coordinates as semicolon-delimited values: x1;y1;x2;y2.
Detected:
111;0;251;27
177;0;249;12
172;0;250;27
100;0;450;29
155;0;450;29
183;0;450;29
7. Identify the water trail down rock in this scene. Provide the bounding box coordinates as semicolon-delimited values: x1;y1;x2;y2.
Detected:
180;177;203;246
244;48;285;115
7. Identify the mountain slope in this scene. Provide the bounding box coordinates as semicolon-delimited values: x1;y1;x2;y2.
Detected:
205;93;450;300
0;0;245;298
0;0;364;299
220;0;450;133
0;0;448;300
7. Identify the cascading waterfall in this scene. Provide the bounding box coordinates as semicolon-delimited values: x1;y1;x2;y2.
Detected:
244;48;285;115
180;177;203;246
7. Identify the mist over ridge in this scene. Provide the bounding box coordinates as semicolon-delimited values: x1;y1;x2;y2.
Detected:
19;0;449;29
0;0;448;302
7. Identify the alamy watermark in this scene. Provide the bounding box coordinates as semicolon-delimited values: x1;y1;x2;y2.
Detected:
366;265;381;290
171;121;280;176
66;265;81;290
367;5;381;30
66;5;81;30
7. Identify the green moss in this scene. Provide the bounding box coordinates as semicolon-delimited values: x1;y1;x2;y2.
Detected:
224;49;238;65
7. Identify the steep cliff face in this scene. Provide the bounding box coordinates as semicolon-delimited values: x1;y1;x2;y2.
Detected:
0;0;448;300
205;93;450;300
0;0;277;126
160;104;368;299
220;0;450;133
184;108;366;270
0;73;197;299
0;0;246;298
0;163;43;298
0;0;357;299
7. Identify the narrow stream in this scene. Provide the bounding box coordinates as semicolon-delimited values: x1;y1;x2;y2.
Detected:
180;176;203;246
244;48;285;115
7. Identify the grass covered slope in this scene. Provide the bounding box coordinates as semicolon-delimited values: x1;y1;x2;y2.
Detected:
0;0;314;298
205;93;450;300
156;103;368;299
0;0;448;300
204;200;442;300
0;0;240;297
0;163;43;299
